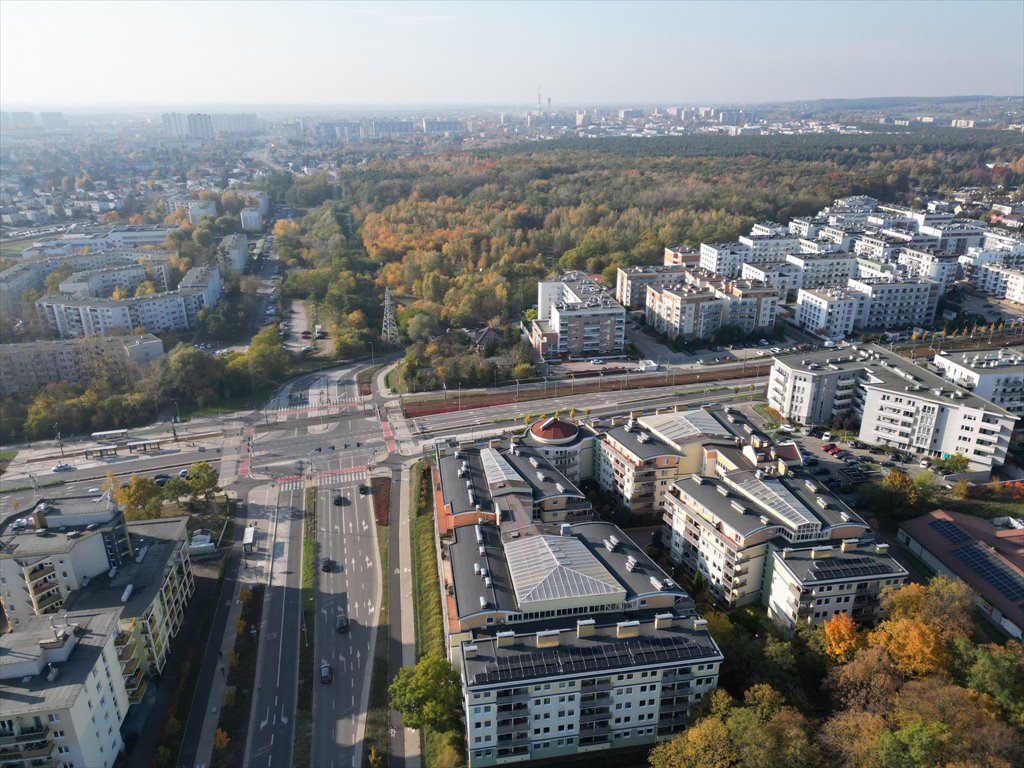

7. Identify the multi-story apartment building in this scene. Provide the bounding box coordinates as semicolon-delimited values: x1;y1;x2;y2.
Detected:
767;346;1017;470
643;270;778;340
220;233;248;272
766;541;908;629
853;233;905;261
187;199;217;225
896;247;961;294
25;227;177;258
972;263;1024;304
933;347;1024;416
187;113;215;141
788;216;828;239
845;277;940;328
698;243;751;278
983;229;1024;258
518;416;599;485
784;253;857;289
737;233;801;261
0;609;129;768
240;207;263;231
530;273;625;360
661;469;872;609
434;438;724;767
614;265;691;309
818;224;864;251
57;262;170;298
36;266;220;338
739;261;803;300
794;289;868;339
918;221;987;254
645;284;723;341
662;246;700;267
0;334;163;398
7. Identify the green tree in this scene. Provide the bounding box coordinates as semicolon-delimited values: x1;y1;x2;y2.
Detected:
186;461;220;502
116;476;163;520
388;653;461;730
943;452;969;474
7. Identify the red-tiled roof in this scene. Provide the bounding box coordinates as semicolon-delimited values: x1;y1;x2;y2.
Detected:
530;417;579;441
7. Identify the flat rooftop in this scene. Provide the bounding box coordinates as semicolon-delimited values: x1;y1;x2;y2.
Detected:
935;346;1024;374
773;544;908;585
462;615;723;688
774;345;1016;418
0;608;120;716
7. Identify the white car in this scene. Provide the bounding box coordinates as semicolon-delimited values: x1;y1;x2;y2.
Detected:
88;487;101;494
52;463;74;472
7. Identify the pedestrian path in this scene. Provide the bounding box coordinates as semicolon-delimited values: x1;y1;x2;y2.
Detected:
273;466;369;491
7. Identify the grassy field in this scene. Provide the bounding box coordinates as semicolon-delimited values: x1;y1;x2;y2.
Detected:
0;237;36;260
179;383;279;420
293;487;317;768
410;461;444;657
941;495;1024;519
0;450;18;462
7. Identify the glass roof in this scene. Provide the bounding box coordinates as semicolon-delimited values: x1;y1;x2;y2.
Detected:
504;535;624;607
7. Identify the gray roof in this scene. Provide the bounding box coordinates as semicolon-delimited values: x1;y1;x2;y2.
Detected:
774;545;909;585
462;615;723;688
604;423;680;461
504;535;624;606
775;345;1016;418
0;608;120;716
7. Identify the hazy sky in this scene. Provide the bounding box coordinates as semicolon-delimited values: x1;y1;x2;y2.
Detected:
2;0;1022;109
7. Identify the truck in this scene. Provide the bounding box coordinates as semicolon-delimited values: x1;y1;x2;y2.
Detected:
633;359;658;372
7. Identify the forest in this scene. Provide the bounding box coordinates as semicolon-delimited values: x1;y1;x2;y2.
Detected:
272;129;1023;389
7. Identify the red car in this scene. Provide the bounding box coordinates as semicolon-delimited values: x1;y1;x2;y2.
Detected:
823;444;838;454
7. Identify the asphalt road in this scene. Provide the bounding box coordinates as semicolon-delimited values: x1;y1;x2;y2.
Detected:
247;482;304;768
312;479;379;768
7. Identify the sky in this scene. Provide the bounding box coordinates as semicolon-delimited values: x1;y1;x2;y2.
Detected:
2;0;1022;110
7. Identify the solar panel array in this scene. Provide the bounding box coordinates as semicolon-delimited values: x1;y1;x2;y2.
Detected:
471;634;715;685
812;556;897;580
928;518;970;545
735;476;816;530
953;542;1024;604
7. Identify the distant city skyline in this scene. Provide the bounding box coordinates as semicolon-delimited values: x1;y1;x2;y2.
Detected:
2;0;1022;110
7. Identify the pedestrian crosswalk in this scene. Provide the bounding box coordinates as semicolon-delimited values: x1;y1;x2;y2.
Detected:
273;467;369;492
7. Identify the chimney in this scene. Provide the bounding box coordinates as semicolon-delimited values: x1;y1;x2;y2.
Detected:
496;631;515;648
840;539;858;553
811;546;833;559
616;620;640;639
874;543;889;554
464;644;478;659
576;619;595;638
654;613;674;630
537;630;560;649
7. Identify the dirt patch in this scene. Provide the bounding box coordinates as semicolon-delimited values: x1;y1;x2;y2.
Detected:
371;476;390;526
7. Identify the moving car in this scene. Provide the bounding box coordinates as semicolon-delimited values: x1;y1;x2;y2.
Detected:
320;662;333;684
358;485;370;495
88;487;101;494
178;469;190;479
320;558;332;572
52;463;73;472
335;613;348;633
333;495;345;506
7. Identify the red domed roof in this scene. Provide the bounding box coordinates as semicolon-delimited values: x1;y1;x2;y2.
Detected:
530;416;579;444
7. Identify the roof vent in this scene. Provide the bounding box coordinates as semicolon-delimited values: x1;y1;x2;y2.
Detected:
654;613;674;630
559;523;572;536
464;644;478;658
649;575;665;591
616;620;640;639
497;631;515;647
537;629;561;648
120;584;134;603
577;619;596;638
478;596;488;609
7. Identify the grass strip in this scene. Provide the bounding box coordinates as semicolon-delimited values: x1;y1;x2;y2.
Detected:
362;522;390;768
292;486;318;768
410;462;444;658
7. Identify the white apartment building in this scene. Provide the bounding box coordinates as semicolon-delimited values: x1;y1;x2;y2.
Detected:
818;224;864;251
187;113;215;141
25;227;177;258
896;248;961;294
740;261;803;300
785;253;857;288
853;233;904;261
58;262;170;298
699;243;751;278
738;233;801;260
766;542;909;629
983;229;1024;258
662;471;872;608
788;216;828;239
918;221;987;254
531;273;625;359
0;609;129;768
187;199;217;224
615;265;691;308
220;233;249;273
240;207;263;231
794;289;868;339
933;347;1024;416
0;334;163;398
767;346;1017;470
972;263;1024;304
643;269;778;339
162;112;189;137
845;277;940;328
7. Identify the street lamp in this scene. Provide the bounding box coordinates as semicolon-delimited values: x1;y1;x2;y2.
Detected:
53;423;65;458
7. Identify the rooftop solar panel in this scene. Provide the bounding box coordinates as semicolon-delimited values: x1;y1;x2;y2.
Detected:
953;543;1024;603
928;518;970;545
812;556;896;580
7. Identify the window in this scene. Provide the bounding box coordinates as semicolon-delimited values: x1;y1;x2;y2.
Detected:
57;746;71;755
49;714;61;723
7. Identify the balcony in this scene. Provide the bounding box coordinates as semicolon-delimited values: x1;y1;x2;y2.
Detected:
121;654;141;678
0;725;50;748
495;717;528;734
26;564;55;583
116;635;137;661
128;677;149;704
33;591;63;613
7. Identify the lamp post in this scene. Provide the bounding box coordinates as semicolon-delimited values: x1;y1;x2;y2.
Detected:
457;382;462;411
53;424;65;458
515;379;520;401
369;342;375;366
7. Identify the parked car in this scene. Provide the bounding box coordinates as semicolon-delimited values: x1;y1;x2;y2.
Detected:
881;460;895;468
919;459;930;468
179;469;190;479
359;485;370;495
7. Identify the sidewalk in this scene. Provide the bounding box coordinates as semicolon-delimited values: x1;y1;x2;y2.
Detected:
190;484;276;768
394;459;422;768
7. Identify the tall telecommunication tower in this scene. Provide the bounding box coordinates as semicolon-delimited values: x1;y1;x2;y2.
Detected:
381;286;400;345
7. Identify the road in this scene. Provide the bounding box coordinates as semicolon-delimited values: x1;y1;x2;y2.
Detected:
311;479;379;768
